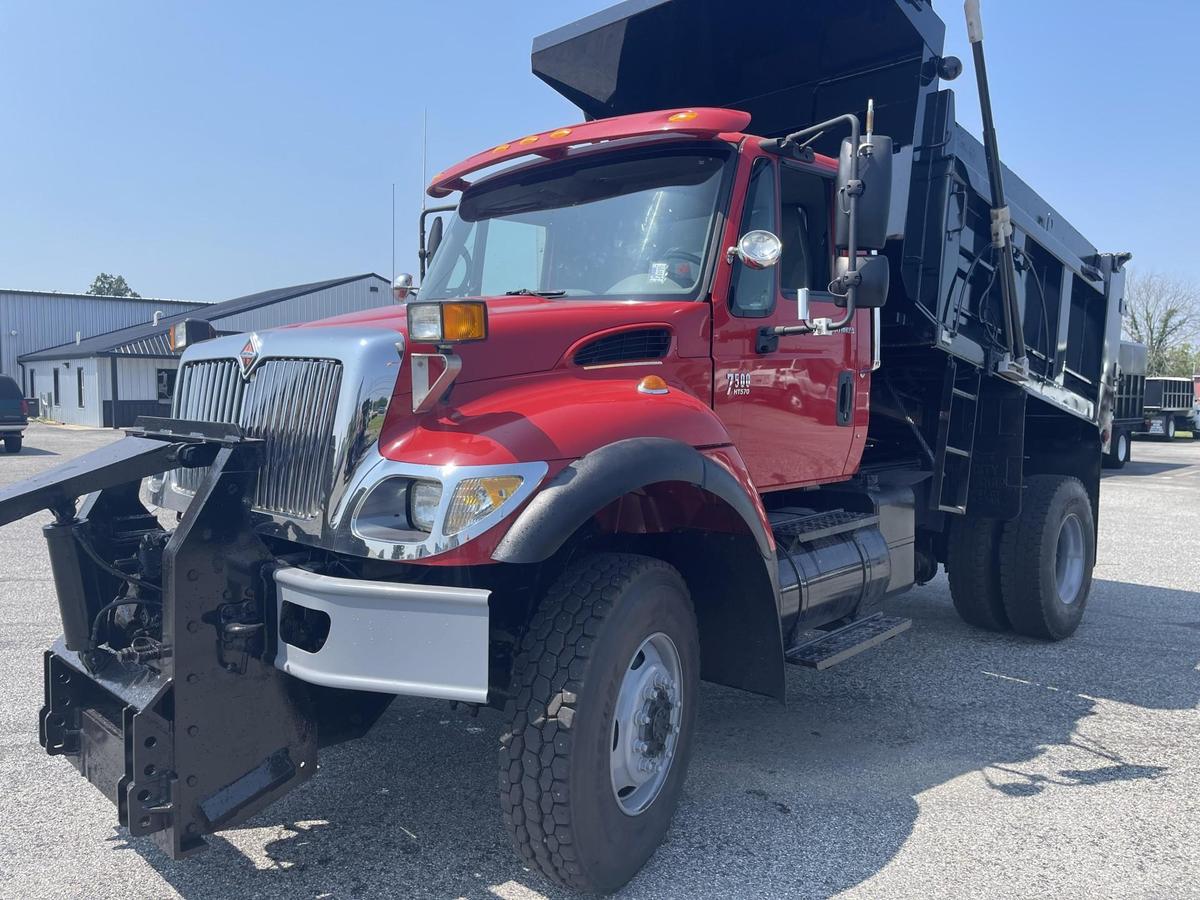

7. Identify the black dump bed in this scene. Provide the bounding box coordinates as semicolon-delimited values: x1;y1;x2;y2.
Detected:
1144;377;1196;412
1114;342;1148;424
534;0;1127;429
533;0;944;149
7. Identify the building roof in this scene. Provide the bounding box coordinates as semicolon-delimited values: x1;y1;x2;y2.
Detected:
20;274;386;363
0;288;204;305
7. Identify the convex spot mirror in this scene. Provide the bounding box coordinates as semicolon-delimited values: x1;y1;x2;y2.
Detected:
393;273;416;302
729;229;782;270
833;255;890;309
835;135;894;252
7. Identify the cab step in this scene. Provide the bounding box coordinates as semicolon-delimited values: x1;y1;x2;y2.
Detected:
771;509;879;544
785;614;912;670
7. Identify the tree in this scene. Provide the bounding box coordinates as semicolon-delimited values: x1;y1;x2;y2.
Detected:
86;273;141;298
1123;270;1199;376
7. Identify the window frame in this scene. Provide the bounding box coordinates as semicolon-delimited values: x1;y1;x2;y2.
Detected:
77;366;85;408
422;142;738;303
52;367;60;407
728;157;780;319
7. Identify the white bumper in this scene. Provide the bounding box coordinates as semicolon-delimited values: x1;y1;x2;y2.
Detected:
273;566;490;703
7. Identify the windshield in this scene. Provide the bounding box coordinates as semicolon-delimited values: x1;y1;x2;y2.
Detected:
421;146;730;301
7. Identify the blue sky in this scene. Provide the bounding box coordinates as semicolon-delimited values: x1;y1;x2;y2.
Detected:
1;1;1197;302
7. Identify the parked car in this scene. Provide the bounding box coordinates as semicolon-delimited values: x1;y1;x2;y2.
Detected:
0;375;28;453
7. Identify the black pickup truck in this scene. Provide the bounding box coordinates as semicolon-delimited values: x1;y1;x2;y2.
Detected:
0;375;28;453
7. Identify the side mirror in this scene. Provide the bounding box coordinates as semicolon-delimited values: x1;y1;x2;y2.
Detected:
833;255;890;309
427;215;444;262
835;135;893;252
393;273;416;303
727;229;782;270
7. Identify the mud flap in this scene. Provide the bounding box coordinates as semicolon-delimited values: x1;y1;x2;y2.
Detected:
12;421;318;858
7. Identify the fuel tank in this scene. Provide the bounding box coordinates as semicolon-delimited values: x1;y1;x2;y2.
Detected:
770;484;916;636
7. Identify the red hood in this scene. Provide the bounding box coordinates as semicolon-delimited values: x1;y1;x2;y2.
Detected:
293;296;712;383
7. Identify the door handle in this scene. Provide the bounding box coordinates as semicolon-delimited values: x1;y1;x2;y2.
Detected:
836;371;854;426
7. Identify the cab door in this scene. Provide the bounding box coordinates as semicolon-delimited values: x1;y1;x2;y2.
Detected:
712;153;863;489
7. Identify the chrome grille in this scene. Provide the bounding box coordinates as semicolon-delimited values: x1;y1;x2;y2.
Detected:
173;357;343;518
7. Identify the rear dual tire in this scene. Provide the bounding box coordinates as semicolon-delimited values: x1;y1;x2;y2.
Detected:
949;475;1094;641
3;435;20;454
1102;430;1129;469
500;553;699;893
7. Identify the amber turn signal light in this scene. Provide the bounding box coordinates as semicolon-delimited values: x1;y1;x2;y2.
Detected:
407;301;488;344
637;375;670;395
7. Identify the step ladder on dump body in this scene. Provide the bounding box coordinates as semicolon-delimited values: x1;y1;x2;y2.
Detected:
769;508;912;671
932;357;982;513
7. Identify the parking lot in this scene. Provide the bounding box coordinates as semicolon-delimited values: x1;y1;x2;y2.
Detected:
0;421;1196;900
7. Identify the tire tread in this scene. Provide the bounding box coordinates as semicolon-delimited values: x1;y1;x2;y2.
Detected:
499;552;681;890
947;517;1010;631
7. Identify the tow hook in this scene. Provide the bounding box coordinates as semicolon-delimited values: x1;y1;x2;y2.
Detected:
218;593;265;674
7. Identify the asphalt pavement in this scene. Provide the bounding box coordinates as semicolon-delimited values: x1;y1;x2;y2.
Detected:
0;422;1196;899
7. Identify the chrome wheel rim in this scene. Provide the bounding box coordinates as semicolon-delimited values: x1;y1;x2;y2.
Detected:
1055;513;1086;604
1118;433;1128;462
610;632;683;816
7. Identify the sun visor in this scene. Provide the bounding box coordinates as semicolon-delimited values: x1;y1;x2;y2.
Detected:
533;0;947;151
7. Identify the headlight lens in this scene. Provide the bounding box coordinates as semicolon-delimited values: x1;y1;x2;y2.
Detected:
407;304;443;342
408;479;443;532
444;475;524;536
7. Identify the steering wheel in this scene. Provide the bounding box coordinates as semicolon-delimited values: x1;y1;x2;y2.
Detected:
661;248;702;287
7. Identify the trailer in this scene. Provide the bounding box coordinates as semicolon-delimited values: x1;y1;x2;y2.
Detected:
0;0;1129;892
1105;340;1147;467
1140;376;1199;440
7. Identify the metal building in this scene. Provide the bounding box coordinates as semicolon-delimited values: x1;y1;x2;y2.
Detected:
0;289;204;383
20;274;391;428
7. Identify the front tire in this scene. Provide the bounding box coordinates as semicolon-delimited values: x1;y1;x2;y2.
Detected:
500;553;700;893
999;475;1095;640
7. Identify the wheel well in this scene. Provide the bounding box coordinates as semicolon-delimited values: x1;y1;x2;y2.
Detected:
549;483;785;702
1025;406;1101;526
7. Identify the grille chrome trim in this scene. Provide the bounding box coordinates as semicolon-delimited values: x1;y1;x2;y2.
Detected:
173;357;342;518
161;328;406;552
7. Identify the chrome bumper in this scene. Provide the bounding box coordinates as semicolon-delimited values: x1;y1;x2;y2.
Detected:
273;566;490;703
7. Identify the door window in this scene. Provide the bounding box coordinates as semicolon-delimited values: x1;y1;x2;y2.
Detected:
779;164;832;294
728;159;778;317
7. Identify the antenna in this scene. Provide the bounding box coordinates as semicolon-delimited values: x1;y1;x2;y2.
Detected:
421;107;428;214
391;182;396;284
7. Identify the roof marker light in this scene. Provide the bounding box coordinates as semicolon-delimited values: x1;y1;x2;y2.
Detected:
668;110;699;122
518;135;540;145
492;143;510;152
549;128;573;138
637;375;670;396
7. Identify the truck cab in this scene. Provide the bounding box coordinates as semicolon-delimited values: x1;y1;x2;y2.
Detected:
0;0;1131;892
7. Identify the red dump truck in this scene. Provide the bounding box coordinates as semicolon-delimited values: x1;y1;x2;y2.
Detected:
0;0;1128;892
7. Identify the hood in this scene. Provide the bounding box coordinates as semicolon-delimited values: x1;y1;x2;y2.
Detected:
294;296;712;384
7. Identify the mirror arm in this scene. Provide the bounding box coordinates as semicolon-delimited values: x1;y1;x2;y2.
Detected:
775;113;863;336
418;204;456;279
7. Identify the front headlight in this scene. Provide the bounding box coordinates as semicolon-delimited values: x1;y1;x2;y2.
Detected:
408;480;443;532
444;476;524;536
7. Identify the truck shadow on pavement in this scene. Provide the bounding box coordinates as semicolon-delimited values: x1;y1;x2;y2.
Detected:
126;576;1199;900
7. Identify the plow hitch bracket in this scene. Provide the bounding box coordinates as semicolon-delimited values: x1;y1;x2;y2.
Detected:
3;417;319;859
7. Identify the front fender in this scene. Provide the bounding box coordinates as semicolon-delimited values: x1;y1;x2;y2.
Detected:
494;437;786;702
492;437;773;564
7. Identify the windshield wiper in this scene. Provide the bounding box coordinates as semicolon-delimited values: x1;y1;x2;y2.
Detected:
504;288;566;298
